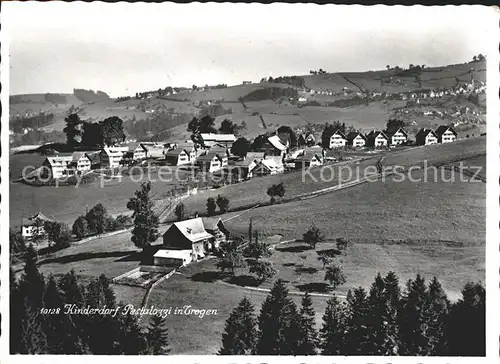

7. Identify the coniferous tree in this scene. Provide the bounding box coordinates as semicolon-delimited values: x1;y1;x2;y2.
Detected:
398;274;429;355
319;296;346;355
19;299;48;354
446;282;485;356
424;277;450;355
118;311;148;355
296;292;319;355
58;269;84;306
255;279;301;355
19;244;45;309
127;181;160;250
146;315;171;354
344;287;371;355
43;275;85;354
219;297;257;355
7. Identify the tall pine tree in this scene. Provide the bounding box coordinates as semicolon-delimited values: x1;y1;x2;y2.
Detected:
319;296;346;355
146;315;171;354
219;297;257;355
255;279;301;355
296;292;319;355
344;287;371;355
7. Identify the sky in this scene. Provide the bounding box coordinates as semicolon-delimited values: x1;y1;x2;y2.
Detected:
5;3;495;97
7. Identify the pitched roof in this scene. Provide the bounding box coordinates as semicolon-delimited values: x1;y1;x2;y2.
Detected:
366;130;388;140
416;128;438;138
22;212;53;226
267;135;287;151
295;152;322;163
45;155;73;166
166;218;213;243
346;131;367;141
201;217;223;231
435;125;458;137
165;148;188;158
386;128;409;139
330;130;347;139
197;152;222;162
72;152;91;162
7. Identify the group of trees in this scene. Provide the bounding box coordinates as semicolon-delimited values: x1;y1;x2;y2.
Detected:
63;113;126;149
44;93;68;104
472;54;486;62
10;249;170;354
206;195;230;216
219;274;485;356
242;87;299;102
73;88;110;103
10;112;55;133
309;69;328;75
72;204;132;240
263;76;306;88
124;112;190;142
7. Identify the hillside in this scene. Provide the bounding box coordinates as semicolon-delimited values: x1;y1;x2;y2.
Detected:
10;60;486;147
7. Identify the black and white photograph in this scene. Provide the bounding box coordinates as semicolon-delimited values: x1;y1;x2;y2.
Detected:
1;2;499;360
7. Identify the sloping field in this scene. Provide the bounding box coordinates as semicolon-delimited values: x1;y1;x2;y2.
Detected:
179;137;485;219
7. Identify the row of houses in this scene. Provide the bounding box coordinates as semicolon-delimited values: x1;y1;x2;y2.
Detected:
325;125;457;149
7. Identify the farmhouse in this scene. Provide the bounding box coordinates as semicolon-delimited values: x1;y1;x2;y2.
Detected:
387;128;409;146
196;152;227;173
415;128;439;146
100;147;128;169
199;133;236;148
21;212;53;239
164;148;191;166
366;131;389;148
435;125;458;143
346;132;367;148
41;155;73;179
251;158;284;177
294;151;323;169
259;135;288;157
329;130;348;149
162;218;214;261
175;143;198;161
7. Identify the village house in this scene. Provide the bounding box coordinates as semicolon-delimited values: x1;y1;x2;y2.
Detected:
100;147;128;169
251;157;284;177
199;133;236;148
329;130;348;149
133;144;148;160
66;152;92;175
435;125;458;144
21;212;52;239
164;148;192;166
259;135;288;157
294;151;323;169
366;131;389;148
346;132;367;148
175;143;198;161
196;152;228;173
41;154;74;179
415;128;439;146
161;217;214;261
387;128;409;146
227;152;265;180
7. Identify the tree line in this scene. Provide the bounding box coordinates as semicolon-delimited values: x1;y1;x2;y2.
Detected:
10;247;170;354
73;89;110;103
10;112;55;133
241;87;299;102
219;274;485;356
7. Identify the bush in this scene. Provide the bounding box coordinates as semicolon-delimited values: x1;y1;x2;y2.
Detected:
72;216;89;239
216;195;230;213
324;264;346;289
